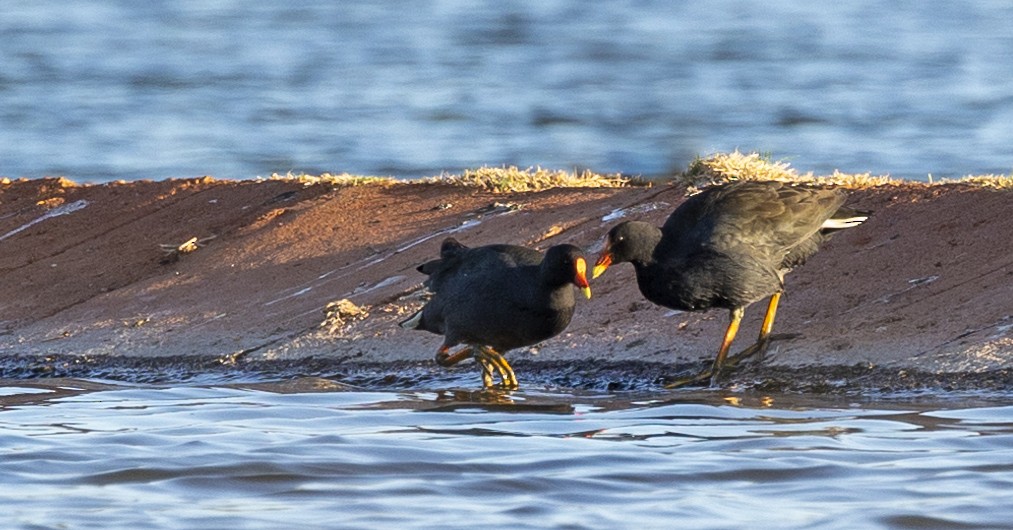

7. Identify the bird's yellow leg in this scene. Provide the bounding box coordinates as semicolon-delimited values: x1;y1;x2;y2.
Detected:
752;291;781;361
666;294;795;388
665;308;745;389
728;291;783;364
758;291;781;342
488;349;518;390
436;345;474;367
478;356;495;388
711;307;744;376
476;346;518;390
708;308;745;386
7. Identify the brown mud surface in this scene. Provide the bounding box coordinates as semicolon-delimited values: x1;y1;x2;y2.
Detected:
1;177;1011;393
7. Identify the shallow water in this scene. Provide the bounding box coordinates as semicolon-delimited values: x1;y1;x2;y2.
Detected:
4;1;1013;182
2;377;1011;529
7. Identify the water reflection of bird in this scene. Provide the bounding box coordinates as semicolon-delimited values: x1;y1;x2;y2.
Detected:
593;180;869;386
401;237;592;389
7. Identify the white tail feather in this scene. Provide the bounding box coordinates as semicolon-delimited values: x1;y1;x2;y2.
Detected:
822;215;868;230
399;310;423;329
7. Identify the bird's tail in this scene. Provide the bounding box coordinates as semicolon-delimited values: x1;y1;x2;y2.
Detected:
821;207;871;231
399;309;424;329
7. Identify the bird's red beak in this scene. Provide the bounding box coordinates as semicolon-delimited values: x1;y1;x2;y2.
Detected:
592;251;612;279
574;257;592;299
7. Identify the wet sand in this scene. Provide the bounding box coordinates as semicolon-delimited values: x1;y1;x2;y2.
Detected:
1;176;1011;391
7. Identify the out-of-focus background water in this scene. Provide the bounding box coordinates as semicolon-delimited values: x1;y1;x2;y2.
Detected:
3;0;1013;182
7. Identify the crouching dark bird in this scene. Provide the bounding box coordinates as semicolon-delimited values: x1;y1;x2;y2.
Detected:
400;237;592;389
592;180;869;386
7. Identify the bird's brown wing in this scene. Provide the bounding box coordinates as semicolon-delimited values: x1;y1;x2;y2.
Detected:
660;181;846;262
418;237;469;291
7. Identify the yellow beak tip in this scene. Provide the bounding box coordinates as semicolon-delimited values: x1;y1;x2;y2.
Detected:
592;265;608;279
581;286;592;299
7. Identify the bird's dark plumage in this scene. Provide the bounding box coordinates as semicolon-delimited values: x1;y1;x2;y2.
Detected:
402;237;591;388
594;180;869;385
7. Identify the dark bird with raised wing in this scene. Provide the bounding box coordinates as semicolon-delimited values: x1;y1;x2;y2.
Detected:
593;180;869;386
401;237;592;389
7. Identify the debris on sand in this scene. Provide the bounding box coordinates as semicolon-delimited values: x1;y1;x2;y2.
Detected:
321;299;370;335
159;235;217;264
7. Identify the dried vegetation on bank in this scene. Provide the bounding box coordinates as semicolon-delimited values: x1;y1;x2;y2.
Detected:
265;151;1011;192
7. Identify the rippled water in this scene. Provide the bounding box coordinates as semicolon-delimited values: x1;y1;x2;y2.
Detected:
3;1;1013;182
2;378;1011;529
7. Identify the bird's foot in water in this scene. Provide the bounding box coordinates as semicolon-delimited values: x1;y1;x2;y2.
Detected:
730;332;802;364
663;333;802;389
475;346;519;390
436;387;517;404
663;368;715;389
662;358;744;390
435;346;518;390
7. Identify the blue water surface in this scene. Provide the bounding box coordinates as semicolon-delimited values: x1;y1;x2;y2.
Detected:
1;378;1012;529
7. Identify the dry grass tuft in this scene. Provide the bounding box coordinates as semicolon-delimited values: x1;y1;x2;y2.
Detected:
268;156;1010;192
680;150;898;189
938;174;1013;189
683;150;798;185
269;167;639;192
818;170;898;188
431;166;639;192
679;150;1012;190
269;172;398;187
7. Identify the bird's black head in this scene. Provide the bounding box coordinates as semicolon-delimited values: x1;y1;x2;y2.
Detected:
541;244;592;299
593;221;662;278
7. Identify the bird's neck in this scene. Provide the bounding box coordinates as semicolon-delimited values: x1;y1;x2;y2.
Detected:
536;280;576;307
631;257;706;310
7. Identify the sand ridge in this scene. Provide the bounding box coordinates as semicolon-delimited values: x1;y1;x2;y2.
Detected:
1;177;1011;388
